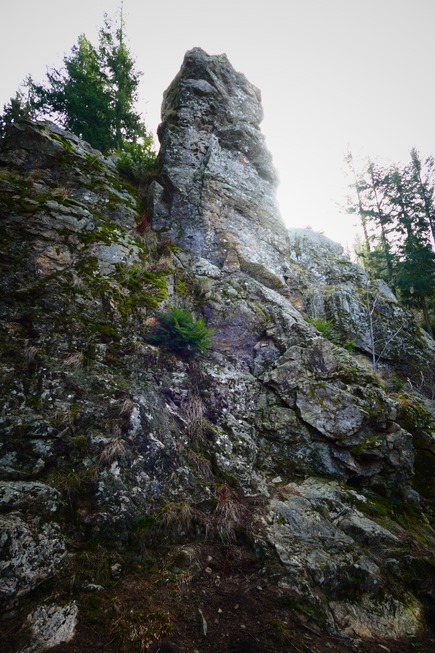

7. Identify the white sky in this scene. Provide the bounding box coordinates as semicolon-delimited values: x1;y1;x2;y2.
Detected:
2;0;435;249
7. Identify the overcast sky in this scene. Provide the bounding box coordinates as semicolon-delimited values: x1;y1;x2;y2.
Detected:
2;0;435;249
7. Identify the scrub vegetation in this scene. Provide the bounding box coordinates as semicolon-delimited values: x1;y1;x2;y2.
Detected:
145;306;213;358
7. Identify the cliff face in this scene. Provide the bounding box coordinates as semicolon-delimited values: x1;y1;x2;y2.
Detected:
150;48;293;288
0;49;434;653
287;227;435;395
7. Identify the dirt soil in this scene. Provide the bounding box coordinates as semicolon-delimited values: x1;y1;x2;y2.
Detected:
2;541;434;653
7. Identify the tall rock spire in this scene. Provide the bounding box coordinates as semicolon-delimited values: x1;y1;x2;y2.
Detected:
150;48;293;288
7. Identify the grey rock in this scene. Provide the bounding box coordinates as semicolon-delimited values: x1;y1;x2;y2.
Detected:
153;48;293;286
20;602;78;653
288;227;435;394
0;514;67;608
0;482;61;514
265;478;423;638
329;593;422;640
0;49;434;648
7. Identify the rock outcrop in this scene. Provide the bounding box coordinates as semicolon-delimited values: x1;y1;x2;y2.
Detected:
287;227;435;394
0;49;434;653
150;48;294;290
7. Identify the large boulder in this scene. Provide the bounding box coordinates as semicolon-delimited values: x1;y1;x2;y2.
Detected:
265;478;425;639
0;482;66;609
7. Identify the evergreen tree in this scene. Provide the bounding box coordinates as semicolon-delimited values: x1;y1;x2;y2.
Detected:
345;153;394;284
0;80;38;138
409;148;435;246
388;165;435;335
365;161;395;285
345;151;435;335
34;34;114;152
1;11;152;156
98;15;144;149
395;239;435;336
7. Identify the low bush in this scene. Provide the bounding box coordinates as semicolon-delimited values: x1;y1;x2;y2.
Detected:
146;307;213;357
308;316;357;352
114;138;158;185
307;316;334;339
343;337;356;352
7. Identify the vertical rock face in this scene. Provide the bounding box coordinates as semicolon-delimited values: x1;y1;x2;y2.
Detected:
0;50;434;652
149;47;425;495
146;49;434;643
151;48;293;289
287;228;435;390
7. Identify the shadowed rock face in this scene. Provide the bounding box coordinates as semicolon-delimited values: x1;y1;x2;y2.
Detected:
0;49;434;650
151;48;293;290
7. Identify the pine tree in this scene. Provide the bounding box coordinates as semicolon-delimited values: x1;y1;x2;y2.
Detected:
0;79;39;138
345;151;435;335
35;34;114;152
1;12;152;156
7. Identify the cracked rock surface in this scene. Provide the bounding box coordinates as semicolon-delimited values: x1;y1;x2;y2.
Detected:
0;48;434;652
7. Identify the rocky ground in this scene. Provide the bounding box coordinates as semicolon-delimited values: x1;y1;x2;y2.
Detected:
2;537;435;653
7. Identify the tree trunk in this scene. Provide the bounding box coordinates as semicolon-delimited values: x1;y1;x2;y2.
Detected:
421;295;433;338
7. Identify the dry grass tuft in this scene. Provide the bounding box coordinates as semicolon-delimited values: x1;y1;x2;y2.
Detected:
98;438;128;467
120;398;135;417
213;483;247;543
23;345;39;365
64;351;84;368
181;396;206;447
159;500;194;534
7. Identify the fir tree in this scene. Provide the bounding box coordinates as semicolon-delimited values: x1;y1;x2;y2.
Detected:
366;161;395;285
1;11;152;156
35;34;114;152
345;151;435;335
0;80;38;138
409;148;435;247
98;14;144;149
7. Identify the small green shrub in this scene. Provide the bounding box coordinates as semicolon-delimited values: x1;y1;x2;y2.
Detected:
307;316;334;339
114;139;158;185
146;307;213;357
390;372;405;391
308;317;358;352
343;337;356;352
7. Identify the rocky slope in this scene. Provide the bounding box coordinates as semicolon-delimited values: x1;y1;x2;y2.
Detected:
0;48;434;653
